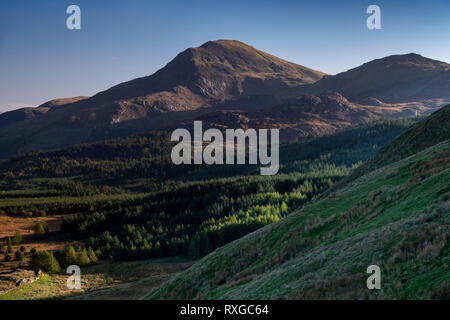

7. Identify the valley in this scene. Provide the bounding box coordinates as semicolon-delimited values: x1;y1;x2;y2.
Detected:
149;104;450;300
0;118;418;299
0;39;449;301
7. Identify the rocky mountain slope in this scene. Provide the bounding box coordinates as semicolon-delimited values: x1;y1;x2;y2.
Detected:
177;92;391;142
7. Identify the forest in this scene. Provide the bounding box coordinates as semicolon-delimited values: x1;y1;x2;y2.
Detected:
0;118;418;260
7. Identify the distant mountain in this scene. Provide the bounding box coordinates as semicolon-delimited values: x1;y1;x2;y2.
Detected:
0;96;89;128
38;96;89;108
149;104;450;300
305;53;450;103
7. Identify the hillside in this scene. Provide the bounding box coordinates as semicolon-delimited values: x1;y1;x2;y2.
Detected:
38;96;90;108
306;53;450;103
0;107;50;128
148;105;450;300
174;92;391;143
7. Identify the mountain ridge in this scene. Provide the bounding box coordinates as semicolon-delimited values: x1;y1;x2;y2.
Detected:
1;40;450;158
306;53;450;103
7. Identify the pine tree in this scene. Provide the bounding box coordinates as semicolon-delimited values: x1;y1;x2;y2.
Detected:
13;231;23;245
61;246;78;267
78;248;90;266
87;248;98;264
34;222;47;239
31;251;61;273
6;238;12;253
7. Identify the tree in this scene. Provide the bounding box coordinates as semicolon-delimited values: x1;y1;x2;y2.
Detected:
87;248;98;264
30;251;61;273
78;248;90;266
13;231;23;245
34;222;47;239
61;246;78;267
6;238;12;253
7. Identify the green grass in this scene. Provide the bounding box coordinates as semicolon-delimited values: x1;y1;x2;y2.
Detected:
0;274;54;300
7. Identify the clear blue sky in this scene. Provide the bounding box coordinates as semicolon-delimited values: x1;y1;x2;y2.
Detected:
1;0;449;112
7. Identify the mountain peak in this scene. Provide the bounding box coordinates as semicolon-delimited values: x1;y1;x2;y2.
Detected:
199;39;252;48
89;39;326;112
369;53;449;69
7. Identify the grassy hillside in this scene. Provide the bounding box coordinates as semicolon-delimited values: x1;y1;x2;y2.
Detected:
148;106;450;300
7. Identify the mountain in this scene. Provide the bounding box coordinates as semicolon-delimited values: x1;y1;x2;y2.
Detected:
0;107;49;128
149;104;450;300
38;96;90;108
1;42;450;159
0;40;326;158
0;97;89;128
91;40;326;114
306;53;450;103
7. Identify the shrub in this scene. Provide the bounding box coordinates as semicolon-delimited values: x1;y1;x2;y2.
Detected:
35;210;47;217
3;252;11;262
15;250;25;262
